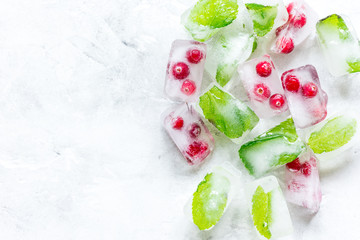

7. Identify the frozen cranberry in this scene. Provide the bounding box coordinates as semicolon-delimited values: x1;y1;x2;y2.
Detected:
186;141;208;158
286;2;295;15
284;75;300;92
269;94;286;109
181;80;196;96
253;83;271;101
286;158;301;172
189;123;201;138
275;24;286;37
172;116;184;130
290;13;307;28
256;61;272;77
277;36;294;54
302;82;318;98
301;162;312;176
172;62;190;79
186;48;204;64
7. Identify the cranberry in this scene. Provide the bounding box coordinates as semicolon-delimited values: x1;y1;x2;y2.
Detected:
286;2;295;15
188;123;201;138
181;80;196;96
186;141;208;158
290;13;307;28
275;24;286;37
269;94;286;109
276;36;294;54
302;82;318;98
253;83;271;101
301;162;312;176
172;116;184;130
256;61;272;77
286;158;301;172
172;62;190;79
283;75;300;92
186;48;204;64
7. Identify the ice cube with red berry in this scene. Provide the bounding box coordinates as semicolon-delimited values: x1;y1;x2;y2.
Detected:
285;149;322;213
281;65;328;128
164;40;206;102
162;103;214;165
271;0;317;54
238;55;288;118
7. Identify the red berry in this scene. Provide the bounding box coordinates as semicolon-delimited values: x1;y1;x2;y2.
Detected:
256;61;272;77
277;37;294;54
189;123;201;138
284;75;300;92
286;2;295;15
186;48;204;64
275;24;286;37
253;83;271;101
172;62;190;79
172;116;184;130
286;158;301;172
301;162;312;176
290;13;307;28
181;80;196;96
302;82;318;98
269;94;286;109
186;141;208;158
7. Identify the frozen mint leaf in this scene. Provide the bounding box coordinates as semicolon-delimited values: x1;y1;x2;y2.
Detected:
189;0;238;29
216;62;236;87
199;85;259;139
257;118;298;142
246;3;278;37
317;14;351;42
308;116;357;154
347;58;360;73
192;173;230;230
252;186;272;239
239;135;305;177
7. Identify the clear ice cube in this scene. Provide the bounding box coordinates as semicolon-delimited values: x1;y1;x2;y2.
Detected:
316;14;360;76
285;149;322;213
162;103;214;165
281;65;328;129
271;0;317;54
164;40;206;102
238;54;288;118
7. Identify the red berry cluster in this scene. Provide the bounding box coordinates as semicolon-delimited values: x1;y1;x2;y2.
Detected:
283;74;318;98
253;61;287;110
171;48;204;96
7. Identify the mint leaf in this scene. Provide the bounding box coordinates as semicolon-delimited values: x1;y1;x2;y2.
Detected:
192;173;230;230
347;58;360;73
257;118;298;142
216;62;237;87
199;85;259;139
189;0;238;29
308;116;357;154
317;14;351;42
246;3;278;37
252;186;272;239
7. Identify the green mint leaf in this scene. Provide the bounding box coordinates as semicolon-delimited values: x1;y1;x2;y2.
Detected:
246;3;278;37
252;186;272;239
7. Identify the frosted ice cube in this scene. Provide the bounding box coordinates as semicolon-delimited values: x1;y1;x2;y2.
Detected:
184;164;241;230
164;40;206;102
246;176;293;239
316;14;360;76
198;84;259;144
281;65;328;129
285;149;322;213
162;103;214;165
238;54;288;118
205;9;255;87
271;0;317;54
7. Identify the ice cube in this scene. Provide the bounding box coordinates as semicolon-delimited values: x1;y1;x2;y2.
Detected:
239;118;306;178
185;164;240;230
244;0;288;38
164;40;206;102
316;14;360;76
281;65;328;129
162;103;214;165
271;0;317;54
198;84;259;144
285;149;322;213
238;54;288;118
307;114;359;170
205;9;255;87
246;176;293;239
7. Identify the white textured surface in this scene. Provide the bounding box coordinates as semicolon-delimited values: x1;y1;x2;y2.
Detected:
0;0;359;239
